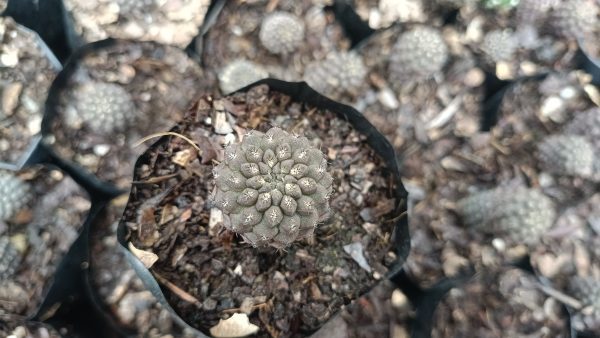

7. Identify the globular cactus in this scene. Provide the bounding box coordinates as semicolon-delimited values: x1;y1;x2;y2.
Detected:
481;29;517;63
0;172;31;222
303;52;367;98
389;26;448;81
564;108;600;148
570;277;600;311
0;236;20;280
550;0;598;39
536;135;595;177
259;12;305;55
213;127;333;249
457;186;556;244
70;81;137;134
218;59;269;95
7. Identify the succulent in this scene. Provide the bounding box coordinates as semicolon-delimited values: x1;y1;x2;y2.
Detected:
481;29;518;63
259;12;305;55
389;26;448;81
570;277;600;311
0;172;31;222
70;81;137;134
213;127;333;249
457;186;556;244
218;59;269;95
0;236;20;280
303;52;367;98
550;0;599;39
536;135;595;177
564;108;600;148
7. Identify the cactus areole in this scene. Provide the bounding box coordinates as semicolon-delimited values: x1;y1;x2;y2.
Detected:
213;127;333;249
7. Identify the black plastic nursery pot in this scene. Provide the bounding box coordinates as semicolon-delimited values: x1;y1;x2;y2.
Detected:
0;16;62;172
0;164;92;336
576;40;600;87
40;37;215;192
115;79;410;337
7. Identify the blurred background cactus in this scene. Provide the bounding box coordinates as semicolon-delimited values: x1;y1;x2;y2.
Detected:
0;172;30;222
259;11;305;55
213;127;333;249
389;26;448;81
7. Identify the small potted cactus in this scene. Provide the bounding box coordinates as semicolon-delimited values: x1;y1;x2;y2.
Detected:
42;38;215;189
117;79;409;336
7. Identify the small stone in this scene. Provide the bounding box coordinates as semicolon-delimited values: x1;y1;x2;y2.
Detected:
214;111;234;135
343;242;372;273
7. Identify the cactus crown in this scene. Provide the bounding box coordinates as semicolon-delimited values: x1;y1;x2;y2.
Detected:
481;29;517;63
259;12;305;55
550;0;598;39
457;186;556;244
213;127;333;249
389;26;448;81
0;172;31;222
536;134;595;177
303;52;367;97
71;81;137;134
218;59;269;94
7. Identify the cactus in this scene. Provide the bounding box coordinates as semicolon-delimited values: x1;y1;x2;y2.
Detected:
0;172;31;222
550;0;598;39
536;135;595;177
213;127;333;249
303;52;367;98
218;59;269;95
457;186;556;244
564;108;600;147
0;236;20;280
389;26;448;81
570;277;600;311
70;81;137;134
259;12;305;55
481;29;517;63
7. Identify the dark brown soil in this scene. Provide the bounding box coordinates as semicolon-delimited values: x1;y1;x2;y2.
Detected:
122;84;401;337
0;166;90;318
0;17;60;166
432;268;568;337
202;0;351;84
44;40;216;189
89;198;196;338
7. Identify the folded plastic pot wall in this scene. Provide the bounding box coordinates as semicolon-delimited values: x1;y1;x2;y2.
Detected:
116;79;411;336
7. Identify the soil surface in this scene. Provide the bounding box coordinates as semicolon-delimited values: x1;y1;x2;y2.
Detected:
432;268;568;337
0;166;90;321
63;0;210;48
0;17;60;166
122;84;401;337
44;40;216;189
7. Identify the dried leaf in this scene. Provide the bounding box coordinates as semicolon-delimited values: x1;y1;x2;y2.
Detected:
128;242;159;268
209;313;259;337
172;148;195;167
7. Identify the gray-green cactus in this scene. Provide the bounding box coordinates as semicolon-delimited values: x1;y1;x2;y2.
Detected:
570;277;600;311
536;134;595;177
0;236;20;280
481;29;517;63
389;26;448;81
218;59;269;95
457;186;556;244
303;52;367;98
550;0;598;39
70;81;137;134
213;127;333;249
0;172;30;222
259;12;305;55
564;109;600;148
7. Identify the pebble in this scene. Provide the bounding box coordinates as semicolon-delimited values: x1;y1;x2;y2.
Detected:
343;242;372;273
